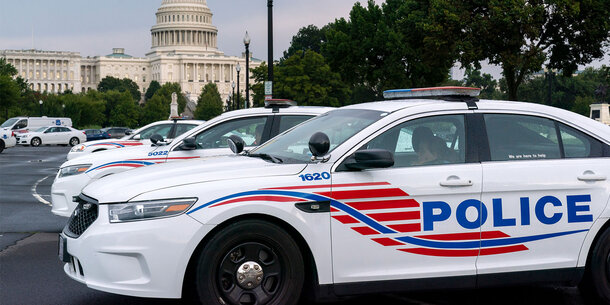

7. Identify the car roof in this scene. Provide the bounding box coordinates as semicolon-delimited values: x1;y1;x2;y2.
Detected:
217;105;334;119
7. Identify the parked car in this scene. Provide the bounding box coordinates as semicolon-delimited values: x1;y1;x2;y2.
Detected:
83;129;111;142
1;116;73;143
60;87;610;305
67;119;205;160
101;127;131;139
0;128;16;153
52;101;333;217
18;126;86;147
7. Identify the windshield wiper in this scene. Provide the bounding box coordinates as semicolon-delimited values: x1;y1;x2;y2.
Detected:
246;152;283;164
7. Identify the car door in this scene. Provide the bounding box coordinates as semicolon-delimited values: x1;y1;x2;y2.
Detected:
44;127;60;144
476;113;610;280
166;115;272;162
330;112;482;291
58;127;72;144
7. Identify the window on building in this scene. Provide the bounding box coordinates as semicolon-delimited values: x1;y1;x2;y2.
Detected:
36;71;40;78
43;72;47;79
135;76;138;82
143;75;146;82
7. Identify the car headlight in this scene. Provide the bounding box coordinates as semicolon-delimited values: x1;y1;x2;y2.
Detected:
58;164;92;178
70;144;86;152
108;198;197;223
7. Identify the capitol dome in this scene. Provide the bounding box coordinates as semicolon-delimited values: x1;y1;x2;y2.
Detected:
150;0;219;54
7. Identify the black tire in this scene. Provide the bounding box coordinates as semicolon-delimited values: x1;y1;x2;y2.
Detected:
31;137;41;147
69;137;80;147
579;227;610;304
194;220;304;305
0;139;4;153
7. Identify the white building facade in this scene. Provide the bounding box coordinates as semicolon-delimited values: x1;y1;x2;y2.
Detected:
1;0;260;106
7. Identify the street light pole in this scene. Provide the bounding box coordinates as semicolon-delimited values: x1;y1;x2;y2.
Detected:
39;100;43;116
267;0;273;84
231;81;236;111
244;31;251;109
236;63;241;110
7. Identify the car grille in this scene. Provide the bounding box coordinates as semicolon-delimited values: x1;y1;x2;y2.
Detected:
63;195;99;238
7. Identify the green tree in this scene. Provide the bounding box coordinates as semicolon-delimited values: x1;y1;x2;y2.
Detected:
97;76;141;101
282;25;328;59
252;51;350;108
140;95;168;125
457;0;610;100
462;68;498;99
321;0;461;98
145;80;161;100
194;83;223;120
0;75;20;121
152;82;187;114
108;91;140;127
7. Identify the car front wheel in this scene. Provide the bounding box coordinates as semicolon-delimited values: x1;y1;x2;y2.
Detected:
31;137;41;147
69;137;80;147
194;220;304;305
580;227;610;304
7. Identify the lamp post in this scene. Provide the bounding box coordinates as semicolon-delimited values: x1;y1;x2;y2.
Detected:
231;81;236;110
39;100;43;116
236;63;241;110
244;31;251;109
226;95;231;112
268;0;273;84
62;104;66;116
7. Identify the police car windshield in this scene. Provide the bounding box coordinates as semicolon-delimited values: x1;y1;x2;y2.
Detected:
250;109;386;164
1;118;18;128
35;127;48;132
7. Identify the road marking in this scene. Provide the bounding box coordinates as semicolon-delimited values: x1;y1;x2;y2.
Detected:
31;175;53;206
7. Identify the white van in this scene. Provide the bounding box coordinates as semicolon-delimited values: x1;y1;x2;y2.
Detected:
1;117;73;131
1;117;73;142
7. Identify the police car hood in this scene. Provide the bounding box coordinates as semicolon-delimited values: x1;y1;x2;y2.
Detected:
81;155;307;203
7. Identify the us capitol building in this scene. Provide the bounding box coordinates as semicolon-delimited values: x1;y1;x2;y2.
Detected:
0;0;261;106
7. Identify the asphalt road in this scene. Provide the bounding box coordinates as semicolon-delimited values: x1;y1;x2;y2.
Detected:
0;145;589;305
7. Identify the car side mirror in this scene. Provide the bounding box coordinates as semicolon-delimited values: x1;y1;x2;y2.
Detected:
227;135;245;154
180;137;197;150
309;132;330;157
150;133;164;145
344;149;394;170
132;134;141;140
124;130;132;136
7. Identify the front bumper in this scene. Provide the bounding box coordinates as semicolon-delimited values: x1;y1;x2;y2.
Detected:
62;204;213;298
52;175;94;217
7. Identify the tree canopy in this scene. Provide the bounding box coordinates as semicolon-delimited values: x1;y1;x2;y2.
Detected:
194;83;223;120
456;0;610;100
97;76;141;101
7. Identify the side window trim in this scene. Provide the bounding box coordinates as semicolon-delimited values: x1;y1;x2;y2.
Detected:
554;121;566;159
466;113;487;163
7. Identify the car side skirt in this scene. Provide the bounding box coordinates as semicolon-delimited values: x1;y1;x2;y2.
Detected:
315;267;584;300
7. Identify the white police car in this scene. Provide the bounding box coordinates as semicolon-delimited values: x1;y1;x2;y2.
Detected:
59;87;610;305
0;128;16;153
67;119;204;160
52;101;333;217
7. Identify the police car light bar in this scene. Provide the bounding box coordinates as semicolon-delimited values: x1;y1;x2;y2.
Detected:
383;87;481;100
264;99;297;108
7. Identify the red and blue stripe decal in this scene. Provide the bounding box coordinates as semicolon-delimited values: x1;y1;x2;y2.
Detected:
86;141;143;148
187;182;588;257
86;156;200;173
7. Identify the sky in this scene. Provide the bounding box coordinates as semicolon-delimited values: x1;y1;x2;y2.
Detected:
0;0;607;80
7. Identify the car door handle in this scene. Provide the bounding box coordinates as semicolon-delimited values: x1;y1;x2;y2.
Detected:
578;174;607;182
439;177;473;187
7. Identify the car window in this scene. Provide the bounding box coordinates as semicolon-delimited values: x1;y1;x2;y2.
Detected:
484;114;561;161
277;115;313;134
194;117;268;149
138;124;174;139
173;124;198;138
35;127;47;132
1;118;18;128
60;127;70;132
559;123;604;158
45;127;56;133
361;115;466;168
14;120;27;129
